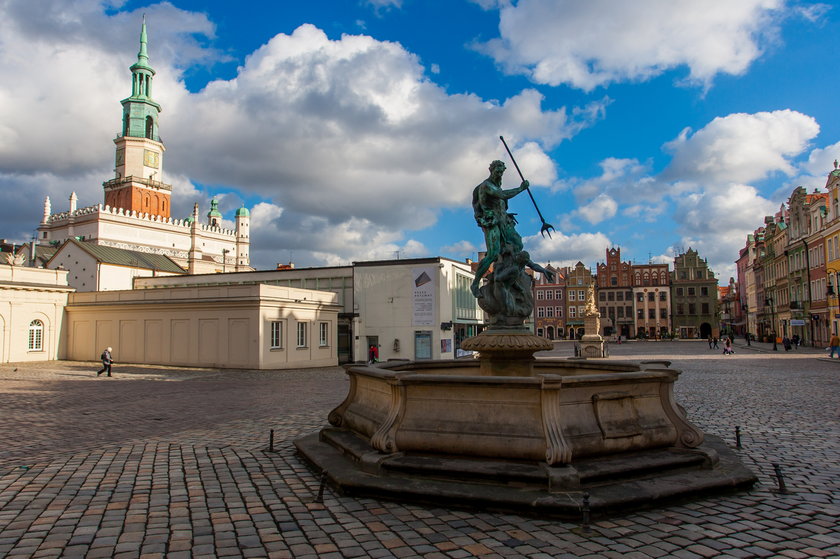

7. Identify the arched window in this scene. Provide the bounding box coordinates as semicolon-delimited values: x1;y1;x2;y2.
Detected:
28;320;44;351
145;116;154;139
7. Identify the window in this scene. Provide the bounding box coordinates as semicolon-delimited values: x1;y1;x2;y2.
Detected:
617;307;624;318
555;290;563;300
578;290;585;300
659;292;667;301
701;303;710;314
701;287;709;296
637;309;644;318
537;328;544;337
600;307;607;316
607;292;615;301
296;322;307;347
687;287;695;296
616;292;623;301
537;290;545;300
648;292;655;302
688;303;696;314
569;306;576;318
648;309;655;319
319;322;329;347
270;321;283;349
537;307;545;318
28;320;43;351
556;307;563;318
569;291;576;301
599;292;606;301
637;293;644;302
660;308;667;319
546;307;554;318
676;304;683;315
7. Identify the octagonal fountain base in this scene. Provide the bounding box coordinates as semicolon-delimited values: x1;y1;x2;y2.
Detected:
295;357;756;518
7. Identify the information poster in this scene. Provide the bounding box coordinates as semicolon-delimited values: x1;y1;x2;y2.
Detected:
412;267;436;326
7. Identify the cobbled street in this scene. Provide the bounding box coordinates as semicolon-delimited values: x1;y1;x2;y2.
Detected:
0;340;837;558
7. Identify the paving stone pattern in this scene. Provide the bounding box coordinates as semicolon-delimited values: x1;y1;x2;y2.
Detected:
0;341;837;558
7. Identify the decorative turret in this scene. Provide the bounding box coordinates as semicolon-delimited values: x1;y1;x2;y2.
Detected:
104;17;171;219
69;192;77;213
235;206;250;270
42;196;51;224
207;199;222;227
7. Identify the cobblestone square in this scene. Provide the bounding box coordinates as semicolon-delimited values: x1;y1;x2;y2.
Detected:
0;340;837;558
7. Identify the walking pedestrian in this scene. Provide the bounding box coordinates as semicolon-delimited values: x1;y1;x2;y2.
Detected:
829;334;840;358
723;338;733;355
708;335;713;349
96;347;113;377
712;337;719;349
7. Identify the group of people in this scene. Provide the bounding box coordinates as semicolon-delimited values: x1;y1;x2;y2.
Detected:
708;335;735;355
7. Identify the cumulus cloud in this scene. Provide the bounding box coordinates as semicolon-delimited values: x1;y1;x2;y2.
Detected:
0;1;603;267
524;230;612;268
662;110;820;185
477;0;787;91
576;193;618;225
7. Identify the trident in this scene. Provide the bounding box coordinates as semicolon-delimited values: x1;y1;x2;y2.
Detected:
500;135;556;238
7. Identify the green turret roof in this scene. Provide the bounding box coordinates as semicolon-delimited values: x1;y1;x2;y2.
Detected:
235;206;250;218
207;199;222;218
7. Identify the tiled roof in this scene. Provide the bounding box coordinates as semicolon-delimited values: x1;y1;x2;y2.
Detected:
58;239;186;274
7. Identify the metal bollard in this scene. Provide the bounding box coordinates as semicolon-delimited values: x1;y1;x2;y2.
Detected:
269;429;275;452
735;425;742;449
315;471;328;503
772;463;788;494
581;491;592;533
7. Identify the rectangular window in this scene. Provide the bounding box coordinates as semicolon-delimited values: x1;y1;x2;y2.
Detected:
659;292;667;301
617;306;624;318
637;309;644;318
319;322;329;347
660;308;667;319
677;304;683;315
676;287;683;296
599;292;606;301
270;321;283;349
296;322;307;348
701;287;709;296
578;290;585;300
556;307;563;317
648;309;655;319
701;303;710;314
537;290;545;300
616;292;623;301
569;291;576;301
555;290;563;300
546;306;554;317
537;328;544;337
626;305;633;316
607;292;615;301
689;303;696;314
537;307;545;318
688;287;696;296
648;292;655;301
601;307;607;316
637;293;644;302
578;305;585;317
569;307;576;318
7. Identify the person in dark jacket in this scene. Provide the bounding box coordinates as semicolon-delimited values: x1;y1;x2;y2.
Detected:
96;347;113;377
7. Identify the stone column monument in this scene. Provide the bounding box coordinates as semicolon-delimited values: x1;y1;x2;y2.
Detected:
578;281;608;357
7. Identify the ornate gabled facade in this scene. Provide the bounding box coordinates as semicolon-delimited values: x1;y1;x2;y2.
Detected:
595;248;633;338
533;264;566;339
565;262;594;339
671;248;718;339
35;21;252;277
630;261;671;338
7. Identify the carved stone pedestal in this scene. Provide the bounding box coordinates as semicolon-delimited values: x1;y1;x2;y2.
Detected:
460;327;553;376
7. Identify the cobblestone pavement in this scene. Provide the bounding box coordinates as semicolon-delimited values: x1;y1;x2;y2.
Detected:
0;340;837;558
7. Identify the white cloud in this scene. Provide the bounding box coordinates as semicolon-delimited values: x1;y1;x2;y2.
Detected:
576;193;618;225
663;110;820;185
524;230;612;268
0;1;603;269
478;0;787;91
441;240;479;258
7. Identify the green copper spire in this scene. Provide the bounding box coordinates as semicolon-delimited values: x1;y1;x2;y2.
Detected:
137;15;150;68
121;17;161;140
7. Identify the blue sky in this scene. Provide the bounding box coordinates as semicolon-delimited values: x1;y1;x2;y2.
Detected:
1;0;838;282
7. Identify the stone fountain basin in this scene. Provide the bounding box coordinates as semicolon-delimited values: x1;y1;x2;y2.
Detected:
327;359;704;465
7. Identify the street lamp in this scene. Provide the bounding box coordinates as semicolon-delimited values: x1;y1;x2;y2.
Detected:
742;303;750;345
765;296;778;351
825;269;840;335
221;248;230;273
